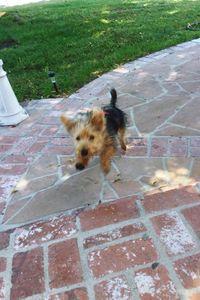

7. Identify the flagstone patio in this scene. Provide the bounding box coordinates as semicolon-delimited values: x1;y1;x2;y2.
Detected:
0;39;200;300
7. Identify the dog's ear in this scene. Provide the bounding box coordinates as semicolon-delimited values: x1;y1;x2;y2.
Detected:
60;114;76;132
90;110;104;131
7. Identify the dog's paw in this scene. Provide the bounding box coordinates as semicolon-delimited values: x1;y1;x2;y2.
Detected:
67;158;75;164
121;144;127;151
120;148;126;156
113;173;121;183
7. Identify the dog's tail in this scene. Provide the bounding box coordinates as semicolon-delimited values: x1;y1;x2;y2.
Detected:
110;88;117;107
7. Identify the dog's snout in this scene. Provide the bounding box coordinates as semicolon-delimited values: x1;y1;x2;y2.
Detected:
81;148;88;156
75;163;85;170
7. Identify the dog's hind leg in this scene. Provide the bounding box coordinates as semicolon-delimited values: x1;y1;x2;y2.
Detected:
111;160;121;182
118;127;126;151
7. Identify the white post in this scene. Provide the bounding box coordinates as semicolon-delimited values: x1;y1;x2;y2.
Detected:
0;59;29;126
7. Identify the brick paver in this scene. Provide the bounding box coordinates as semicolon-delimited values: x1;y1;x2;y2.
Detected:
83;222;146;249
79;196;138;230
88;238;158;278
13;214;77;250
135;265;180;300
1;39;200;299
142;185;199;213
95;275;132;300
48;239;83;288
182;205;200;238
0;277;5;299
174;253;200;289
11;248;45;299
0;257;6;272
188;292;200;300
152;212;198;256
49;288;89;300
0;230;11;250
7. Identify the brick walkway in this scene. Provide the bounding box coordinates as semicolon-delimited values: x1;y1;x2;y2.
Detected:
1;39;200;300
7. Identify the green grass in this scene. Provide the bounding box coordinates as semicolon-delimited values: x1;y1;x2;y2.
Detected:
0;0;200;101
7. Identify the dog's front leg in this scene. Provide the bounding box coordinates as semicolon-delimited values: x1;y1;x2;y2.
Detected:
100;145;116;174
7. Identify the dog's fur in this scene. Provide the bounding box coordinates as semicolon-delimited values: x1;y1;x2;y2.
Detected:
60;89;127;174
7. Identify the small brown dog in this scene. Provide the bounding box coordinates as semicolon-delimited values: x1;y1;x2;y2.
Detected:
60;89;127;174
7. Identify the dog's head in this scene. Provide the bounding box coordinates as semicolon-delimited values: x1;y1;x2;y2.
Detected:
60;109;106;170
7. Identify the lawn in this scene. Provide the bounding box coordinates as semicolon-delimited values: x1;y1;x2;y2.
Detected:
0;0;200;101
